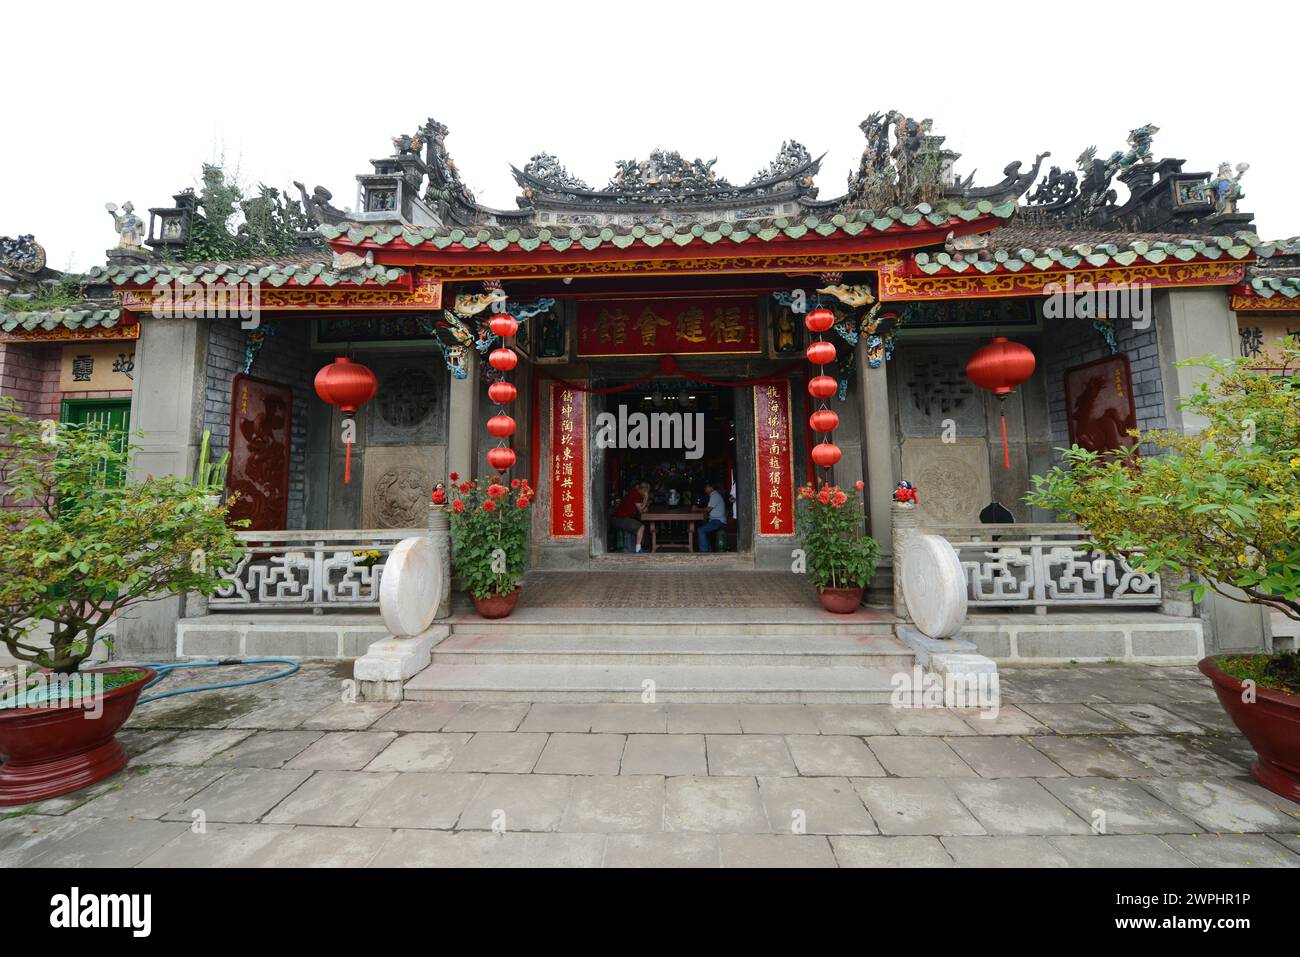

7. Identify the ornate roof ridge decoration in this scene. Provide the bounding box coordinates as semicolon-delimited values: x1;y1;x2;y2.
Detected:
419;117;480;226
320;198;1018;254
1020;123;1256;234
844;111;1046;211
511;142;822;212
85;260;409;288
912;230;1273;276
1246;271;1300;299
0;305;123;333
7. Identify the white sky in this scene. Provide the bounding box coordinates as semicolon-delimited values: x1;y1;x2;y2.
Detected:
4;0;1294;272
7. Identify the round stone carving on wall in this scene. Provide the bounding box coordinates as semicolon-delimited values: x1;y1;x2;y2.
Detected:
373;466;427;528
900;533;969;638
377;367;436;429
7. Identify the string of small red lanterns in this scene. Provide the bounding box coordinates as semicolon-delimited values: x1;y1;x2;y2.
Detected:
805;306;841;469
314;356;377;485
486;312;519;474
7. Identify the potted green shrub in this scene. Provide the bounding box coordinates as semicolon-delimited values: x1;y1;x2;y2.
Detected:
0;399;246;805
447;473;534;619
1028;339;1300;802
796;479;880;613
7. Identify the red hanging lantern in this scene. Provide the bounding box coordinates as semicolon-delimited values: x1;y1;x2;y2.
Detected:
809;409;839;433
487;414;517;438
314;357;378;485
487;446;517;473
808;375;838;399
811;442;842;468
806;340;836;365
488;381;518;404
805;307;835;333
966;337;1037;470
489;314;519;339
489;347;518;372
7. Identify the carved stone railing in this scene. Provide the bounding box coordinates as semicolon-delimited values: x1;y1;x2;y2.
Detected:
908;521;1162;615
208;529;426;613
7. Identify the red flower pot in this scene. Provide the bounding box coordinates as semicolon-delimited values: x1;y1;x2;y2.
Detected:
0;666;155;807
472;588;520;619
818;586;863;614
1199;655;1300;804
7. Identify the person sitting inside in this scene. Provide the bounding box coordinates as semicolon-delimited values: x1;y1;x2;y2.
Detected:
697;480;727;552
612;481;650;553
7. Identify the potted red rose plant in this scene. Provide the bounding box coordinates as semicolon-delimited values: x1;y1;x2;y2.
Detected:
795;479;880;614
447;473;534;619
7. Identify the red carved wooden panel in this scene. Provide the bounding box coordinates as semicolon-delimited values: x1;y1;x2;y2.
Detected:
1064;354;1138;456
227;373;293;530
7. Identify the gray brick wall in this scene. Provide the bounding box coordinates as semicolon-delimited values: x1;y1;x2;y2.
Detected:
203;319;314;528
1043;314;1166;452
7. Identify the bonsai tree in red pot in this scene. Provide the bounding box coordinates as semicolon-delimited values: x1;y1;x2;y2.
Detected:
796;479;880;613
0;398;246;805
447;473;534;618
1029;339;1300;802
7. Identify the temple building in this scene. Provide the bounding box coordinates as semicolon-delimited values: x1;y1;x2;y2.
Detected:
1;111;1295;683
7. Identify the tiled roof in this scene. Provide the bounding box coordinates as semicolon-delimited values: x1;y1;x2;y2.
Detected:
0;306;124;333
1246;268;1300;299
319;199;1020;253
912;228;1273;276
85;255;408;288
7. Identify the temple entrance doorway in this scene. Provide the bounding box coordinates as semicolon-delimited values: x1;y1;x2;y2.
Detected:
599;379;739;556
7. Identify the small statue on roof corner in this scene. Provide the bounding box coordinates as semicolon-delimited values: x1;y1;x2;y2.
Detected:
105;201;145;251
893;480;918;505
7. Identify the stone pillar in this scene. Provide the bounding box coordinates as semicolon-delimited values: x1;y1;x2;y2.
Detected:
1153;287;1237;435
428;503;452;620
891;501;917;618
115;316;211;660
856;339;895;593
446;348;480;480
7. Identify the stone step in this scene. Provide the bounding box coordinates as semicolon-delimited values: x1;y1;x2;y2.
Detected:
404;663;902;703
444;613;896;640
432;632;914;669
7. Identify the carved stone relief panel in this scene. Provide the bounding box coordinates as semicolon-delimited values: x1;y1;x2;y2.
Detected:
899;437;992;526
362;445;447;529
896;346;985;439
366;359;447;445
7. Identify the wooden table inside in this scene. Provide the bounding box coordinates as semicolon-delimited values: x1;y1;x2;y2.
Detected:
640;508;708;552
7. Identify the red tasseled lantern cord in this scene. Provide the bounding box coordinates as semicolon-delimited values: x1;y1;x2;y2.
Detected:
999;408;1010;470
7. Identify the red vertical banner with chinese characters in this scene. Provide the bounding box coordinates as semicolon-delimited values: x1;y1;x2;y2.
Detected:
754;380;794;536
549;383;587;537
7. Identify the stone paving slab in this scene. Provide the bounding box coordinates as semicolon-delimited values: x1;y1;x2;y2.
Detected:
286;731;398;771
356;772;484;829
946;737;1071;778
263;771;397;827
809;704;896;736
786;735;884;777
458;774;575;832
1025;735;1148;778
852;779;985;836
1047;834;1192;867
447;732;548;773
1016;703;1127;734
251;825;392;868
1160;833;1300;868
717;834;837;867
206;730;324;769
440;703;529;732
621;734;707;776
300;701;396;731
0;815;102;867
603;832;718;867
65;766;228;820
664;776;768;833
534;733;627;775
866;736;976;778
1038;778;1200;834
1135;779;1299;833
757;776;878;835
134;729;254;766
365;733;472;772
139;822;292;867
373;701;464;732
163;767;311;824
28;818;188;867
705;735;797;776
829;835;954;867
941;835;1071;867
561;776;665;833
950;779;1091;835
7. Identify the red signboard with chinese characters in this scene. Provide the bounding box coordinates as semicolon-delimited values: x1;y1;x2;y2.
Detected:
754;380;795;536
549;384;587;537
576;297;761;357
227;374;293;531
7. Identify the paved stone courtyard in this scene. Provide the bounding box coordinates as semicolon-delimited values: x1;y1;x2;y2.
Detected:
2;661;1298;867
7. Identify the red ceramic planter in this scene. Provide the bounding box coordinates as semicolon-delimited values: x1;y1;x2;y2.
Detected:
1199;655;1300;804
472;588;520;619
818;586;864;615
0;666;155;807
